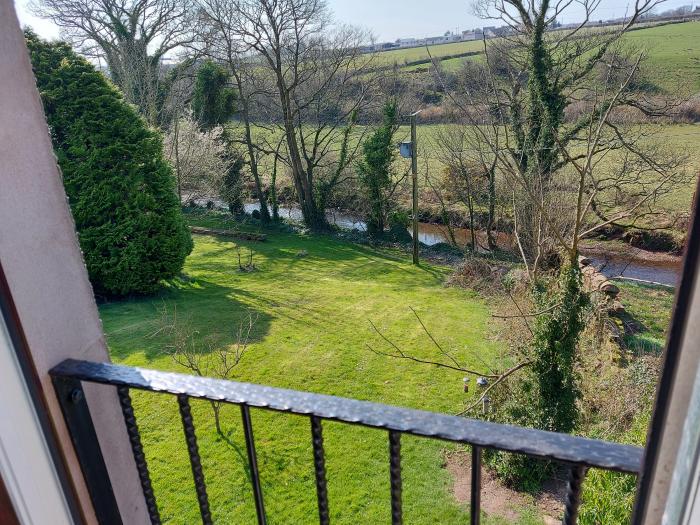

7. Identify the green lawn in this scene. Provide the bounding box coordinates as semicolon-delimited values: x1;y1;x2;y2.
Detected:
99;214;542;524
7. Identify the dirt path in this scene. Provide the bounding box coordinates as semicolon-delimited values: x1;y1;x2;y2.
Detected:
446;450;567;524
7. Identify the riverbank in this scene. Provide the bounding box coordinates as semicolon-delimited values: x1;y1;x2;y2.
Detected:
253;201;685;287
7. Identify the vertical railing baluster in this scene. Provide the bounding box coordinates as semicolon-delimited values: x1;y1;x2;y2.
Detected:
310;416;330;525
389;431;403;525
177;395;212;525
241;405;267;525
563;465;588;525
117;386;161;525
471;446;482;525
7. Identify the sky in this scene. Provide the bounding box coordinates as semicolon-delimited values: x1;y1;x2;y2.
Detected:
14;0;698;43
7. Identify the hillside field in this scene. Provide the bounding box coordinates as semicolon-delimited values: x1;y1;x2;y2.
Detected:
374;21;700;91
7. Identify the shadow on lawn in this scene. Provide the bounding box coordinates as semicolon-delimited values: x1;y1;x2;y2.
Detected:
188;233;447;287
103;277;274;363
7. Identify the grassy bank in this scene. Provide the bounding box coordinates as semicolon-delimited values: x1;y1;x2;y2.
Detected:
579;280;674;524
99;212;535;523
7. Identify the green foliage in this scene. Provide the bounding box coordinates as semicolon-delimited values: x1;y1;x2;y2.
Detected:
579;410;650;524
531;264;588;433
357;101;399;235
485;374;553;491
192;60;236;131
488;263;589;490
26;31;193;296
221;156;245;214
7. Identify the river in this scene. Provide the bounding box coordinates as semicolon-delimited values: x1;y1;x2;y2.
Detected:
236;201;680;287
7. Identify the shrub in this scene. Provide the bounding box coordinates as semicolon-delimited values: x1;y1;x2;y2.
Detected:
26;31;193;296
487;264;589;490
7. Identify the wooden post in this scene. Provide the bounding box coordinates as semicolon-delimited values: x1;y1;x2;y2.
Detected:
411;113;419;266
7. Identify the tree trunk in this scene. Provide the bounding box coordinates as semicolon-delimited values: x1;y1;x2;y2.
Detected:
486;163;497;250
276;75;327;231
468;195;476;252
235;74;270;223
211;401;223;436
174;115;182;202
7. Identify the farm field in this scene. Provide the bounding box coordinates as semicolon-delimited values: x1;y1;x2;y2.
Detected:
100;213;539;524
384;21;700;90
374;38;484;65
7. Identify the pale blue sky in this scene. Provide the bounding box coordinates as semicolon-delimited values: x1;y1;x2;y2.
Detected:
14;0;697;42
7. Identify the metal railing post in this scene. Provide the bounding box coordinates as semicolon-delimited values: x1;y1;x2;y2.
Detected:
51;376;123;524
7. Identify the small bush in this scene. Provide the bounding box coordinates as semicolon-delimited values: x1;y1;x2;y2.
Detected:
27;32;192;296
448;257;507;295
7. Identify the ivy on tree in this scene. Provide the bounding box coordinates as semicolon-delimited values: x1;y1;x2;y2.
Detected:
192;60;237;131
357;101;399;236
191;60;244;214
26;31;193;296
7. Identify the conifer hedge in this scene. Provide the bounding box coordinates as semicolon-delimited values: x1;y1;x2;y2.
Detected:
26;32;192;296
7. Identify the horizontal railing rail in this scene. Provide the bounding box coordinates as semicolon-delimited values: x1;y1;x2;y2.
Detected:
50;359;643;525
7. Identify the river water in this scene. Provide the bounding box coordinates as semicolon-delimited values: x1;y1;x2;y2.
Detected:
237;201;680;287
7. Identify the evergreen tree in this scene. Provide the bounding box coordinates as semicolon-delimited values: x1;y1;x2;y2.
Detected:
357;101;399;236
26;31;193;296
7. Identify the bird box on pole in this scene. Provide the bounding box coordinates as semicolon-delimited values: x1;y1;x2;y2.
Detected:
399;141;413;159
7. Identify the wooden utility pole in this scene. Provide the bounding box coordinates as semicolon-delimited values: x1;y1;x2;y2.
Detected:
411;111;420;265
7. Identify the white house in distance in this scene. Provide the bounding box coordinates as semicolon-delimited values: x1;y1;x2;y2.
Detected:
396;38;418;48
461;28;483;41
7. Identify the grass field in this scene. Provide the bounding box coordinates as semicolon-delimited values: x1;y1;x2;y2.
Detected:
374;39;484;65
624;21;700;92
383;21;700;90
99;212;551;524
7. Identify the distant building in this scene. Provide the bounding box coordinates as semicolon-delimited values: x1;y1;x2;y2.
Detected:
396;38;418;48
424;35;450;45
461;30;478;41
372;42;398;52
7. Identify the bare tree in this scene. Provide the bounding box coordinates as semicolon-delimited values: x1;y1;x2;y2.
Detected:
227;0;376;230
434;126;495;251
31;0;196;123
391;0;690;461
438;0;688;274
157;306;258;435
195;0;274;222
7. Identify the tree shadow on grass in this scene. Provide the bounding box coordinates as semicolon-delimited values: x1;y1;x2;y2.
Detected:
101;277;273;363
188;235;448;291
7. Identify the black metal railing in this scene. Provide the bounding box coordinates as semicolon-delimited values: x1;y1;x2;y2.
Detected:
50;359;643;525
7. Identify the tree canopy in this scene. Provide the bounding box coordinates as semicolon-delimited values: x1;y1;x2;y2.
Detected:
26;31;193;296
